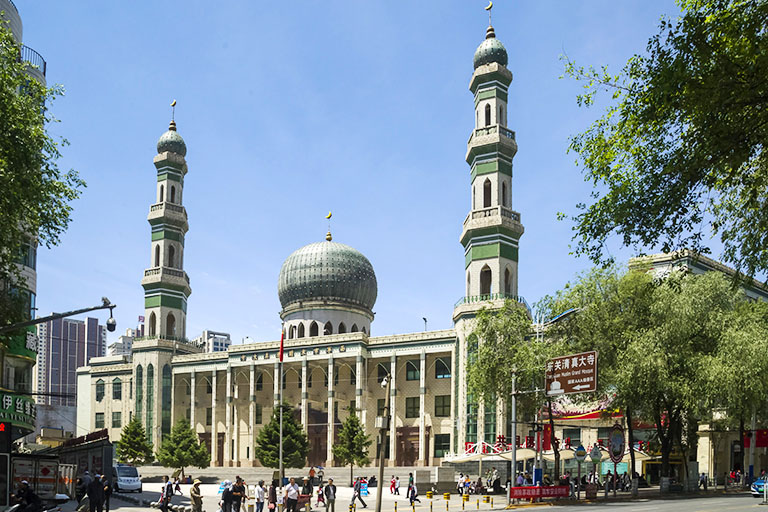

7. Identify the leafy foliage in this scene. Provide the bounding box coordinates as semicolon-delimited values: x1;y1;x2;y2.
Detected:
254;403;309;469
562;0;768;278
156;418;210;477
115;417;154;465
0;22;84;325
332;406;372;486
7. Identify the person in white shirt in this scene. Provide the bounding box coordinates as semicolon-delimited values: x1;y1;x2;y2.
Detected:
255;481;266;512
284;478;300;512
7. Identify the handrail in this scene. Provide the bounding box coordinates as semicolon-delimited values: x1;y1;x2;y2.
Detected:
467;124;516;145
464;206;522;224
150;202;185;214
143;266;190;283
134;334;195;345
20;45;46;77
454;293;531;312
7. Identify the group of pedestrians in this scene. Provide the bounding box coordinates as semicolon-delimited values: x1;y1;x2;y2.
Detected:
75;471;112;512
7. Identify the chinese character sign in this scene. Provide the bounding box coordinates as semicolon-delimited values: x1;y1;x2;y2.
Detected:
545;351;598;396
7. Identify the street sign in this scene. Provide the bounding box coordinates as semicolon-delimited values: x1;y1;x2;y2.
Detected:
574;444;587;462
609;423;625;463
545;351;598;396
589;445;602;464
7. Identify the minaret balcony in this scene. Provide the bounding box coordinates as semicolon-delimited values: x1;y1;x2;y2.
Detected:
460;205;524;246
147;202;188;231
141;266;191;295
466;124;518;163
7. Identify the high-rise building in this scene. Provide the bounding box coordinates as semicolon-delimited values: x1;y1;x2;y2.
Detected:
35;317;106;407
107;328;140;357
191;330;231;352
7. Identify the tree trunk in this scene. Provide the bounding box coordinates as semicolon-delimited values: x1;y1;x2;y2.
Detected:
655;409;671;478
181;467;185;480
350;463;354;487
626;407;636;477
546;398;560;477
739;415;746;487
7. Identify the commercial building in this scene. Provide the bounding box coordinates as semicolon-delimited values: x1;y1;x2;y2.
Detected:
108;328;141;357
191;330;231;353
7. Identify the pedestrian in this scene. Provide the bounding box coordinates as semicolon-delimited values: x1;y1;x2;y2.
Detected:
350;477;367;509
162;476;175;512
232;476;247;512
408;473;414;489
16;480;42;512
75;478;86;504
394;477;400;495
302;476;313;496
221;480;234;512
309;467;316;486
268;480;278;511
83;471;93;488
101;475;112;512
87;474;105;512
408;483;420;506
253;480;265;512
174;477;182;495
285;477;300;512
390;476;396;495
191;480;203;512
324;478;336;512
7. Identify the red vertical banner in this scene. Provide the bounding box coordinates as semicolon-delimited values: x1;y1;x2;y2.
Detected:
278;331;284;362
542;423;552;451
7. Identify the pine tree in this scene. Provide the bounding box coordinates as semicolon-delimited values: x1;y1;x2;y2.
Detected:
332;407;372;486
156;418;210;478
255;403;309;470
116;417;154;465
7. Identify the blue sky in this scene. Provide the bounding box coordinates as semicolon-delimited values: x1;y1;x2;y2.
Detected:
20;1;684;344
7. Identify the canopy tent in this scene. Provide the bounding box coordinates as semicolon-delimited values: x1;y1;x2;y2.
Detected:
541;449;576;462
498;448;539;462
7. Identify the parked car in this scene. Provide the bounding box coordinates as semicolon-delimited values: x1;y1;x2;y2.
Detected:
112;464;142;493
751;477;766;498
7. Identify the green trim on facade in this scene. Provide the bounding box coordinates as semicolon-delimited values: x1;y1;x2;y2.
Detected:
151;230;184;244
471;159;513;180
144;294;187;312
464;243;519;268
142;281;190;294
148;216;188;230
466;141;517;166
461;225;523;247
157;173;182;183
474;88;508;107
470;71;513;94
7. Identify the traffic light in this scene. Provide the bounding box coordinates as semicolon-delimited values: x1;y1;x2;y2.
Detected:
0;423;12;454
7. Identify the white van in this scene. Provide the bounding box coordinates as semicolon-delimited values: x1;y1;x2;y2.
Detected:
112;464;142;492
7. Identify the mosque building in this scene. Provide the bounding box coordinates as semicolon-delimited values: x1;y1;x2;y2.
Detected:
76;18;528;468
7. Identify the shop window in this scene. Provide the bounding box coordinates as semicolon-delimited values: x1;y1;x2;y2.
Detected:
405;397;419;418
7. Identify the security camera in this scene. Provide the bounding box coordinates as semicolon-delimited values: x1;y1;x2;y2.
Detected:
107;317;117;332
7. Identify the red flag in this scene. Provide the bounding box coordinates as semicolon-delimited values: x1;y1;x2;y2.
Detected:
278;330;284;362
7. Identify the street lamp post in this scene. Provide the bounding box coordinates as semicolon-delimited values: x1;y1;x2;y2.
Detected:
375;372;392;512
0;297;117;335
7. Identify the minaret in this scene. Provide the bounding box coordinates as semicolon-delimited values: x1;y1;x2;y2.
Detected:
453;17;523;454
140;118;191;340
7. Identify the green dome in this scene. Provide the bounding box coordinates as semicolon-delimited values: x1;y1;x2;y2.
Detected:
278;240;378;311
473;26;508;70
157;121;187;157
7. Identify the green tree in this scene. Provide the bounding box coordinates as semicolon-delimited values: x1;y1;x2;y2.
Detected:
562;0;768;278
156;418;210;478
467;301;566;475
332;406;372;486
115;417;154;465
255;403;309;471
0;22;84;327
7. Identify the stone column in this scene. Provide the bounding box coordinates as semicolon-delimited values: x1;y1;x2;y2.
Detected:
249;364;256;465
418;350;426;465
211;370;218;466
327;356;335;465
171;372;177;427
225;365;232;466
449;348;456;453
301;359;308;431
389;355;397;465
190;370;196;433
233;369;240;466
355;355;363;417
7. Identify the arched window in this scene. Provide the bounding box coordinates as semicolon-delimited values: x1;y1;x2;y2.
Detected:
161;365;172;437
112;378;122;400
167;313;176;337
480;265;492;295
483;179;492;208
472;186;475;209
351;324;358;333
362;326;367;335
484;104;491;126
476;110;479;127
309;321;318;337
502;182;507;207
338;322;346;334
298;323;305;338
146;364;154;441
148;312;157;336
154;245;160;267
95;379;105;402
135;366;143;422
159;185;164;203
168;245;175;268
170;186;176;203
504;268;512;295
289;325;296;339
499;105;504;125
324;322;333;335
467;272;471;295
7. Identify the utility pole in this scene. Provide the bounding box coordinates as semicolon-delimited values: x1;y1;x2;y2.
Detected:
375;373;392;512
509;376;516;505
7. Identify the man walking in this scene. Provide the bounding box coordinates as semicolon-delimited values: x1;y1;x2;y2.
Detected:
324;478;336;512
350;478;367;509
160;476;174;512
190;479;203;512
254;480;265;512
232;476;247;512
285;477;300;512
87;474;105;512
101;475;112;512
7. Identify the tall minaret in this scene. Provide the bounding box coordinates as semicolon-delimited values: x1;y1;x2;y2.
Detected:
453;16;523;453
140;118;191;340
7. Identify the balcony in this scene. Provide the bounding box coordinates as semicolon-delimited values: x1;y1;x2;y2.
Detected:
143;266;190;284
463;206;521;227
20;45;46;77
467;124;516;145
147;201;188;231
454;293;531;313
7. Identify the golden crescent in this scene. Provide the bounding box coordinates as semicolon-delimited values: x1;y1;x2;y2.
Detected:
326;211;332;219
485;1;493;10
171;99;177;107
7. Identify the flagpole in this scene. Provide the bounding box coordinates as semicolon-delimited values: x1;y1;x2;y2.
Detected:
279;328;285;491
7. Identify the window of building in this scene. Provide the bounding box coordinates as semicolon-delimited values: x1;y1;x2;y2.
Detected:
597;427;611;445
338;323;346;334
308;370;313;388
148;312;156;337
309;322;318;337
435;357;451;379
129;378;133;399
206;408;212;426
483;179;491;208
377;399;385;416
324;322;333;335
136;366;143;421
159;184;164;202
504;268;511;295
112;411;122;428
298;323;305;338
405;397;419;418
95;413;104;429
435;395;450;417
170;185;176;203
154;245;160;267
112;378;122;400
161;364;172;437
168;245;176;268
502;182;507;207
377;362;390;383
406;360;420;381
256;372;263;391
185;381;191;395
289;325;296;339
95;379;105;402
499;105;504;125
349;368;356;385
465;396;478;443
334;366;339;387
484;104;491;126
434;434;450;458
146;364;154;441
480;265;492;295
206;380;212;394
351;324;358;333
563;428;581;446
255;404;263;424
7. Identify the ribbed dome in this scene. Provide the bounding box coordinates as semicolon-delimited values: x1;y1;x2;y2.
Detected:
278;240;377;311
473;25;508;69
157;120;187;157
